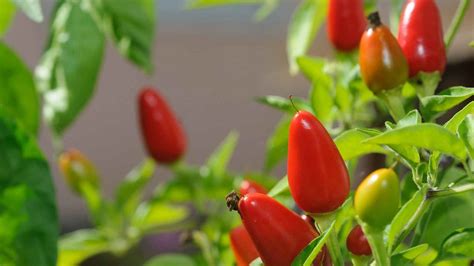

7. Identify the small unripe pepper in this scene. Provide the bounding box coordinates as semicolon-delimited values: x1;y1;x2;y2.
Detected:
239;179;267;195
354;168;400;229
138;87;186;164
230;225;260;266
346;225;372;256
226;192;325;266
59;149;99;195
288;110;350;214
327;0;366;51
359;12;409;93
398;0;446;77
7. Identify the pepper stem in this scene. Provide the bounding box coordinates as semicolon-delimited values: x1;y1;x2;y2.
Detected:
360;224;390;266
367;11;382;28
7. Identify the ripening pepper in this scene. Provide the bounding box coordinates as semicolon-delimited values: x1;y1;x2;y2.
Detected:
359;12;409;93
327;0;366;51
239;179;267;195
226;192;325;266
354;168;400;229
230;225;260;266
138;87;186;164
346;225;372;256
398;0;446;77
59;149;100;195
288;110;350;214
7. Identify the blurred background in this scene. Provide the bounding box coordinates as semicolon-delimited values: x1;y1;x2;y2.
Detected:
4;0;473;237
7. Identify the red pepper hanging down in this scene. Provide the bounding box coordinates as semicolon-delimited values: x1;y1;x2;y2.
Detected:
359;12;409;93
138;87;186;164
226;192;325;266
230;225;260;266
346;225;372;256
398;0;446;77
288;110;350;214
239;179;267;195
327;0;367;52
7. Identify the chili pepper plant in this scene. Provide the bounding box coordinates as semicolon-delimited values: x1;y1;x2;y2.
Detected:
0;0;473;265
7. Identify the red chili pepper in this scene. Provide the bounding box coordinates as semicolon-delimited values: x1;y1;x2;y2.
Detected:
327;0;367;51
288;111;350;214
239;179;267;195
226;192;325;266
138;87;186;164
230;225;260;266
346;225;372;256
398;0;446;77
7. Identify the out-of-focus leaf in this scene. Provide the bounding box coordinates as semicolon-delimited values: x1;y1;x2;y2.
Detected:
257;95;311;113
440;228;474;259
267;175;288;197
309;75;333;123
254;0;279;21
35;1;105;135
264;116;290;171
206;131;239;178
58;229;109;266
335;129;387;160
0;0;15;37
291;221;334;266
296;56;325;82
132;201;189;232
12;0;42;22
144;254;196;266
287;0;327;74
0;42;39;135
457;114;474;159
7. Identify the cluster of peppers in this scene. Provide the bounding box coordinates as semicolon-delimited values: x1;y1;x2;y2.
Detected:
58;0;448;265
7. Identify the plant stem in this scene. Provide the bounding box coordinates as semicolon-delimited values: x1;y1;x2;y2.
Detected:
352;255;371;266
427;183;474;198
462;161;473;179
445;0;471;49
362;225;390;266
313;213;345;266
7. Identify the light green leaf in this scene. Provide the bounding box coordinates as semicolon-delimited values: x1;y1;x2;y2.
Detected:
206;131;239;178
264;116;290;171
296;56;326;82
58;229;109;266
444;101;474;133
335;129;387;160
365;123;467;160
421;86;474;114
310;77;333;123
144;254;196;266
440;228;474;258
457;114;474;159
257;95;311;113
0;0;15;37
292;221;334;266
391;244;437;265
287;0;327;74
12;0;42;22
335;83;352;114
35;1;105;135
254;0;279;21
0;42;39;135
101;0;155;72
267;175;288;197
132;201;189;232
0;108;58;266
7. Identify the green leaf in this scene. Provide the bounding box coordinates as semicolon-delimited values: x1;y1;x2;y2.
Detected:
132;201;189;232
100;0;155;72
267;175;288;197
440;228;474;258
0;0;15;37
457;114;474;159
365;123;467;160
334;129;387;160
387;188;427;252
309;77;333;123
58;229;109;266
257;95;311;113
292;221;334;266
383;121;421;167
287;0;327;74
144;254;196;266
12;0;42;22
35;1;105;135
397;109;422;128
421;86;474;115
0;42;39;135
296;56;325;82
115;159;155;216
444;101;474;133
254;0;279;21
0;108;58;266
391;244;437;265
264;115;290;171
206;131;239;178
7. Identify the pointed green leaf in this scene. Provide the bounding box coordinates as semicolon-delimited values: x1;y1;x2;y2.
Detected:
206;131;239;178
440;228;474;258
292;221;334;266
457;114;474;159
444;101;474;133
421;86;474;114
12;0;42;22
0;0;16;37
397;110;422;128
257;95;311;113
264;116;290;171
334;129;388;160
296;56;326;82
310;76;333;123
267;175;288;197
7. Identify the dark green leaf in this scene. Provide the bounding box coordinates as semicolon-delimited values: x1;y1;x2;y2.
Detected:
58;229;109;266
206;131;239;178
292;221;334;266
36;1;105;135
144;254;196;266
457;114;474;159
421;86;474;114
101;0;155;72
267;175;288;197
335;129;387;160
0;0;15;37
264;116;290;171
0;42;39;135
0;108;58;266
257;95;311;113
287;0;327;74
440;228;474;258
365;123;467;160
12;0;42;22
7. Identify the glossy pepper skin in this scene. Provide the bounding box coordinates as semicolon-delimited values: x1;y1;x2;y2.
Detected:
227;192;324;266
354;168;400;229
138;87;186;164
239;180;267;195
398;0;446;77
346;225;372;256
59;149;99;195
359;12;409;93
327;0;366;51
288;111;350;213
230;225;259;266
